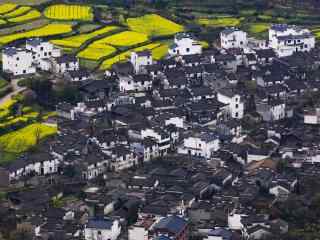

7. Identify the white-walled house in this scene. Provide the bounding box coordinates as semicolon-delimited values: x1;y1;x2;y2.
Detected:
26;38;61;62
178;132;220;158
169;32;202;56
119;74;153;92
84;218;121;240
2;47;36;76
131;50;153;73
256;100;286;122
141;128;171;156
269;24;315;57
217;89;244;119
303;107;320;125
7;152;60;182
220;28;248;49
52;55;79;74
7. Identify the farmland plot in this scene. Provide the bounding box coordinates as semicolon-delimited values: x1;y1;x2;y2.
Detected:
44;4;93;21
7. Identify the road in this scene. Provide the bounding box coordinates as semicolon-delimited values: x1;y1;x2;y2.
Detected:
0;79;26;106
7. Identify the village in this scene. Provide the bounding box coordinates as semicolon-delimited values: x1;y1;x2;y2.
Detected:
1;22;320;240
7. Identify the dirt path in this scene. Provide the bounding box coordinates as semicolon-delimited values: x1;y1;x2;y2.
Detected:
0;79;26;106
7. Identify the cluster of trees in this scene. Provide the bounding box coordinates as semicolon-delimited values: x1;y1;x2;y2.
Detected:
24;78;82;108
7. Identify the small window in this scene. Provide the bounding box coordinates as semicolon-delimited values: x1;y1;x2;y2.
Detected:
44;52;47;56
23;70;26;74
40;47;44;51
16;57;19;61
49;52;52;56
240;41;243;45
235;112;239;118
186;48;190;52
236;104;239;109
304;44;308;48
128;81;131;85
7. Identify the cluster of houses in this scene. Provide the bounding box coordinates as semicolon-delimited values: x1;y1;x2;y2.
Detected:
1;23;320;239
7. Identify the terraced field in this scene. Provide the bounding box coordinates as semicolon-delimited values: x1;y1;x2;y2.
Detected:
44;4;93;21
127;14;184;37
197;17;242;27
3;6;30;17
8;9;41;22
0;123;57;153
0;23;73;45
78;44;117;60
51;26;119;48
95;31;149;47
0;3;16;14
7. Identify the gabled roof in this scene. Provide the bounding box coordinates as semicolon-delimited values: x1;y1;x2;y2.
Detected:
55;55;77;64
153;215;187;235
86;218;114;229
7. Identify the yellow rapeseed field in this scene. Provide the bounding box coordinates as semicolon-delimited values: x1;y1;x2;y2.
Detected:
44;4;93;21
127;14;184;37
78;44;116;60
0;3;17;14
0;23;73;45
0;123;57;153
3;6;31;18
51;26;119;48
8;9;41;22
94;31;149;47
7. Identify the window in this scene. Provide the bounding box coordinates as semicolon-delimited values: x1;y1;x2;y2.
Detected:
304;44;308;48
49;52;52;56
23;70;26;74
186;48;190;52
235;112;239;118
40;47;44;51
44;52;47;56
199;144;202;147
236;104;239;109
240;41;243;45
16;57;19;61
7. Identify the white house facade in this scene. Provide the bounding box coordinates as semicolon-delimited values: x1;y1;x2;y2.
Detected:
178;133;220;158
269;24;315;57
84;218;121;240
2;47;36;76
130;50;153;74
217;90;244;119
169;33;202;56
220;28;248;49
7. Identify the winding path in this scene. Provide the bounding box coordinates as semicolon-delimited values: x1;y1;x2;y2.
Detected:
0;79;26;106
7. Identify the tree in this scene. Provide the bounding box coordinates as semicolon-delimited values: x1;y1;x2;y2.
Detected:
34;127;42;145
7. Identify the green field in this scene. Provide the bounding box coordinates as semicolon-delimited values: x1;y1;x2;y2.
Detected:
197;17;242;27
44;4;94;21
127;14;184;37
